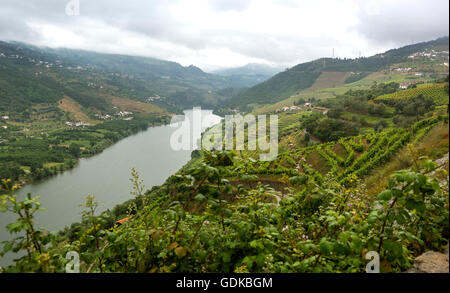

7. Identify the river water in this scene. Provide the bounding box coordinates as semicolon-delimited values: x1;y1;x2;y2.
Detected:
0;109;222;267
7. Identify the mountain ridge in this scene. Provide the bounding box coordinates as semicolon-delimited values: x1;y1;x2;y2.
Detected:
226;36;449;108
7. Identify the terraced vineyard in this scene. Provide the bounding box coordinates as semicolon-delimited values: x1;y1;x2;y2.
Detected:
226;115;447;185
375;82;449;105
277;112;309;137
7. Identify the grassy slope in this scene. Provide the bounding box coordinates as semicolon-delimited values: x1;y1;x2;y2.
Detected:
58;97;98;124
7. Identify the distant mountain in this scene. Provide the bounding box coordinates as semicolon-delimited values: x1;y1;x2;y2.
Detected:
227;37;449;108
0;41;250;113
213;63;283;76
211;63;283;88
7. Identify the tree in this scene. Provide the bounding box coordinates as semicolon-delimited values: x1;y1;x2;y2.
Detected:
130;168;147;208
375;120;389;132
403;94;435;121
303;132;310;143
327;106;344;119
374;103;387;116
69;143;81;158
0;180;43;261
294;97;306;106
359;117;368;127
80;195;100;249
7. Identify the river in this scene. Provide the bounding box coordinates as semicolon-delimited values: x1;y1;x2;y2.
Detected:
0;109;222;267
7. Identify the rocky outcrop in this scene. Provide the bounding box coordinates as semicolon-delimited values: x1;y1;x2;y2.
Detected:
407;245;449;273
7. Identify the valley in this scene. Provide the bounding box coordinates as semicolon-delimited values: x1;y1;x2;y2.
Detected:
0;37;449;274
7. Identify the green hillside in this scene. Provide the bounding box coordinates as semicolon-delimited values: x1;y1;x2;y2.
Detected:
375;82;449;105
0;41;251;113
227;37;449;109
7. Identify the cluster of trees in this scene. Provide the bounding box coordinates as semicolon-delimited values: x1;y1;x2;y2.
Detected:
315;81;441;133
302;112;359;142
294;83;409;142
392;94;436;121
319;82;399;119
293;97;317;106
0;162;24;182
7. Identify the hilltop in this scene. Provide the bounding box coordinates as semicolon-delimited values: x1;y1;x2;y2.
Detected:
213;63;283;77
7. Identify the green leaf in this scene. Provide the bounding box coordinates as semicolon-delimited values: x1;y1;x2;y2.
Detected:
333;242;350;255
404;172;416;183
367;215;377;224
174;247;187;258
377;190;392;201
301;244;310;255
416;174;427;186
222;252;231;263
194;194;206;202
6;222;22;232
319;238;333;255
168;242;179;250
2;242;12;253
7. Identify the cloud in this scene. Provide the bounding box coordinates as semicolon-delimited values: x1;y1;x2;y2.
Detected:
0;0;447;71
354;0;449;46
208;0;252;12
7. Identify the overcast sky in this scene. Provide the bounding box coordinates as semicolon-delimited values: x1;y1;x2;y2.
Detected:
0;0;448;71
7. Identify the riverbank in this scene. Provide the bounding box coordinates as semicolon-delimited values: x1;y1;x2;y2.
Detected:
0;113;172;190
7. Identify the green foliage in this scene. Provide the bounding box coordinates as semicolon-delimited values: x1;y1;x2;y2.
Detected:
302;113;359;142
391;94;436;121
0;180;47;271
2;153;447;273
